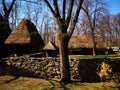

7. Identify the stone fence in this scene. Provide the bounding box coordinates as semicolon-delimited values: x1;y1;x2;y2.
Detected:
0;56;120;82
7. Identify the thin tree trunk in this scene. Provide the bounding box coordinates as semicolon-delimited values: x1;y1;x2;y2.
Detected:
59;33;71;83
91;30;96;56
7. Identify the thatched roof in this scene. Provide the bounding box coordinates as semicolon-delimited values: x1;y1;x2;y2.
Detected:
5;18;44;51
55;34;105;48
43;41;58;50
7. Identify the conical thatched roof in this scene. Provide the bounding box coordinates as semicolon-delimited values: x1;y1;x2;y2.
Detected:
43;41;58;50
5;18;44;51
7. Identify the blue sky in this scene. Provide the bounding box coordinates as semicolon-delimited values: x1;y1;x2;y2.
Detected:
106;0;120;14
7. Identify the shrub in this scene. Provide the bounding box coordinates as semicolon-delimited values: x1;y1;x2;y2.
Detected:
96;61;112;82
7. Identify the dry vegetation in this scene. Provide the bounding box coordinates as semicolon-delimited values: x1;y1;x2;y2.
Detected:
0;75;119;90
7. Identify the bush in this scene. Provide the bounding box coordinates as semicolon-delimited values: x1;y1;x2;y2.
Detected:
96;61;112;82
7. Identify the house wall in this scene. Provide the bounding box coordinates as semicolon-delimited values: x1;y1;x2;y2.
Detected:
69;48;106;55
0;57;120;82
44;50;58;57
0;45;11;58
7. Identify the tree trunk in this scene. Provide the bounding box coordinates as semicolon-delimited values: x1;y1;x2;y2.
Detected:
0;16;11;57
0;16;11;44
91;30;96;56
59;33;71;83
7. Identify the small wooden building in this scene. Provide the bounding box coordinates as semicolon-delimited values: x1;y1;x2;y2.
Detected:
43;41;58;57
5;18;44;55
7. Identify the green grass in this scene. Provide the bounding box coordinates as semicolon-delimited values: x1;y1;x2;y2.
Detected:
66;82;120;90
69;54;120;59
0;75;119;90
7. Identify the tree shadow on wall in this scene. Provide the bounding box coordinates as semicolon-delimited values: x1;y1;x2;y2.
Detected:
78;59;101;83
0;58;42;80
78;58;120;83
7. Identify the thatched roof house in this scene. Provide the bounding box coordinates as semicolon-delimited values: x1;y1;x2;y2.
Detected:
43;41;58;57
55;34;105;48
69;35;105;48
5;18;44;54
55;34;106;55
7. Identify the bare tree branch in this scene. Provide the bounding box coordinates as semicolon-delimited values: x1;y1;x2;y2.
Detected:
44;0;56;16
68;0;84;38
62;0;66;20
53;0;61;17
20;0;38;4
2;0;16;17
8;0;16;16
66;0;74;27
2;0;7;15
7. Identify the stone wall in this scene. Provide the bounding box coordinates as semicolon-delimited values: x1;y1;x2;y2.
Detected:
0;56;61;79
0;56;120;82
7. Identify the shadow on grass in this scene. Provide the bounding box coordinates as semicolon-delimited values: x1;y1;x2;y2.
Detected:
47;79;69;90
109;86;120;90
47;79;87;90
0;76;19;85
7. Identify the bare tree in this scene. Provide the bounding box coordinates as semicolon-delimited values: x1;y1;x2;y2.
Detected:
99;15;114;47
82;0;108;56
76;14;90;35
9;1;20;30
43;0;84;83
39;12;53;44
97;12;120;48
113;13;120;47
33;6;42;26
0;0;16;44
24;2;32;21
